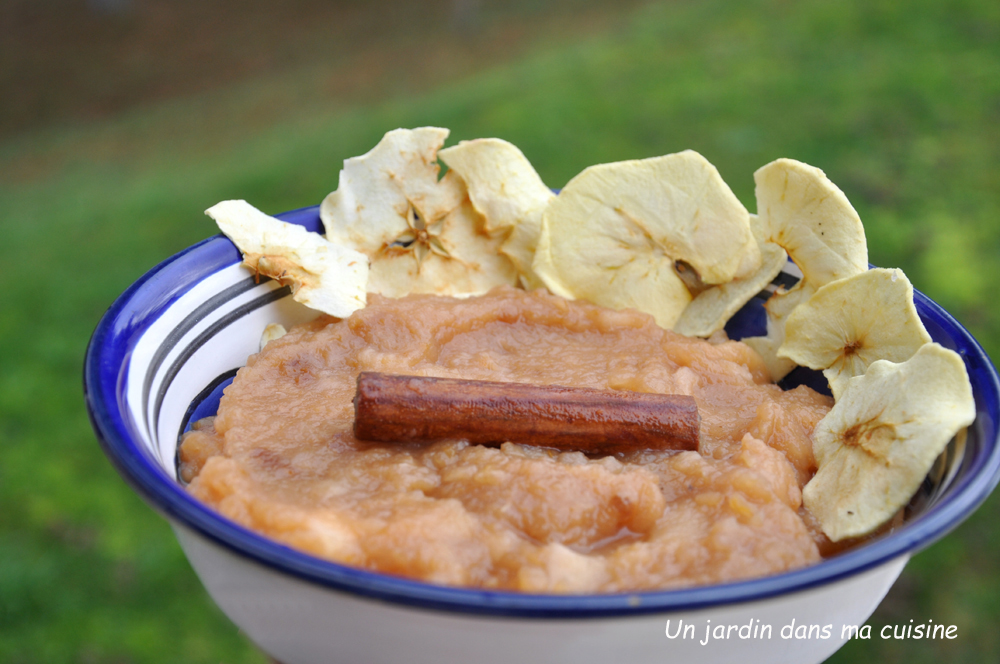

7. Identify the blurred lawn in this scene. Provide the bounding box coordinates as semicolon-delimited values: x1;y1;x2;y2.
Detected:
2;0;1000;661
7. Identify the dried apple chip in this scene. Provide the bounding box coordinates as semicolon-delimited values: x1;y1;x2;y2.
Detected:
259;323;287;351
802;343;976;541
369;198;521;298
755;158;868;285
674;239;788;338
320;127;460;254
779;268;932;400
743;278;814;380
438;138;555;289
742;158;869;379
320;127;517;297
532;150;761;330
206;200;368;318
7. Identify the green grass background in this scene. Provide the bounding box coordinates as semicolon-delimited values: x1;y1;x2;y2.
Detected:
2;0;999;661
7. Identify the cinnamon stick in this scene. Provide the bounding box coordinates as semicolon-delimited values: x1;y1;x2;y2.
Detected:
353;372;700;454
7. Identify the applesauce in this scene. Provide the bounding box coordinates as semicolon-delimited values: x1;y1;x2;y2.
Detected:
179;286;832;592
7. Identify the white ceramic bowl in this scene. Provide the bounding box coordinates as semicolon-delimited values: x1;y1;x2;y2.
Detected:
85;205;1000;664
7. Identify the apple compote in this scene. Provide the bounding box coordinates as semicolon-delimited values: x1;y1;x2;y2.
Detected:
179;286;831;592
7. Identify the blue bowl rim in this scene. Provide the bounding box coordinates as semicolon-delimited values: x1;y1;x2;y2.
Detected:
84;204;1000;619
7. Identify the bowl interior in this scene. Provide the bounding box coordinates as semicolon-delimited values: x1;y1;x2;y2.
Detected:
85;205;1000;617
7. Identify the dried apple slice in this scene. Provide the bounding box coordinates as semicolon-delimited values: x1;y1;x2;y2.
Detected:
674;237;788;338
674;211;792;339
755;159;868;285
742;159;869;380
367;198;520;297
259;323;287;351
744;283;814;379
207;200;368;318
438;138;554;289
779;268;932;400
320;127;461;254
802;343;976;541
532;150;761;330
320;127;517;297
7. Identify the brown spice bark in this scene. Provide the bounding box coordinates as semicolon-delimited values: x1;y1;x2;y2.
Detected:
353;372;700;453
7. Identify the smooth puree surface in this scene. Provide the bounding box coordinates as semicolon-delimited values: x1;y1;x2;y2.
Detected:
179;286;833;592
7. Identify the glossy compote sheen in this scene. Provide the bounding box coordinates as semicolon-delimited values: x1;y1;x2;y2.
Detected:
179;286;833;593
